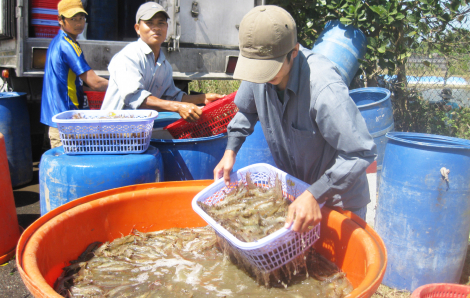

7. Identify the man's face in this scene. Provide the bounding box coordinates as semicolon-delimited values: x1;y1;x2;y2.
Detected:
58;12;86;37
268;57;292;86
267;44;299;89
135;12;168;47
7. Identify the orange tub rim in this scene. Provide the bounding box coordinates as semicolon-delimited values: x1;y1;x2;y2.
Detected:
17;181;387;298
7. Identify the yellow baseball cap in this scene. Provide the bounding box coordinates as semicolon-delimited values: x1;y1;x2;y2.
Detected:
58;0;87;18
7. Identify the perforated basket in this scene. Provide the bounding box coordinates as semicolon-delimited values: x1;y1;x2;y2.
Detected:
411;283;470;298
164;91;238;139
192;163;321;273
84;91;105;110
52;110;158;155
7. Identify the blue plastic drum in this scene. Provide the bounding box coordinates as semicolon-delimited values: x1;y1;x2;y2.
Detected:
375;132;470;291
0;92;33;187
312;20;367;86
39;145;163;215
233;121;276;171
153;112;181;129
151;134;228;181
350;87;393;180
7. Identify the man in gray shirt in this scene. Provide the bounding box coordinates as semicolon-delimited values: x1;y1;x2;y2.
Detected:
101;2;223;122
213;6;376;232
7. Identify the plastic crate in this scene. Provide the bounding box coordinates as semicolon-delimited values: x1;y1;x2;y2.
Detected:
411;283;470;298
192;163;321;273
52;110;158;155
164;91;238;139
32;25;59;38
84;91;105;110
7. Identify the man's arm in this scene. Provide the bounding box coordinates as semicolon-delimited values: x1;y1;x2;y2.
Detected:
182;93;225;105
139;95;202;122
79;70;108;92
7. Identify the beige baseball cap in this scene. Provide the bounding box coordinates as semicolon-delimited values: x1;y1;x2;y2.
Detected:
135;2;170;24
233;5;297;83
58;0;87;18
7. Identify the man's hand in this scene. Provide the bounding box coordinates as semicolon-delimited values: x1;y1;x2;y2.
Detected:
284;190;322;233
204;93;225;105
213;150;236;186
177;103;202;122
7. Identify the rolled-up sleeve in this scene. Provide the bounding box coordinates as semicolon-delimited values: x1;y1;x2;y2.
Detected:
307;83;377;203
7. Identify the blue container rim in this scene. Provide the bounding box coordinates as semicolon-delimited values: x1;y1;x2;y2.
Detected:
151;133;228;144
349;87;391;108
386;132;470;149
0;92;27;98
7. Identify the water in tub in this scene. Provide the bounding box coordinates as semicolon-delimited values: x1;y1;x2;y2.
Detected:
55;174;353;297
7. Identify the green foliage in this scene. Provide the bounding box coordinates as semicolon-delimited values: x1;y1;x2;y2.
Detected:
188;80;241;95
392;89;470;139
267;0;470;82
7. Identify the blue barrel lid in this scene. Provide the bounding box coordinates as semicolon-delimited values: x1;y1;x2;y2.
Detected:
0;92;27;98
386;132;470;149
153;112;181;128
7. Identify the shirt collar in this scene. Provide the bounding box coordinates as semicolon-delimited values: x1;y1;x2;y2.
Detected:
137;38;153;55
285;45;304;96
137;38;166;64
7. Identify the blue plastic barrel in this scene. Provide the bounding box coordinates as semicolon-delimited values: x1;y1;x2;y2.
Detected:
39;145;163;215
150;134;228;181
0;92;33;187
153;112;181;129
233;121;276;171
86;0;118;41
375;132;470;291
350;87;393;180
312;20;367;86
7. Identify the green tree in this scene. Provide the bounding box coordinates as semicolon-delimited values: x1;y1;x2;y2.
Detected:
267;0;470;136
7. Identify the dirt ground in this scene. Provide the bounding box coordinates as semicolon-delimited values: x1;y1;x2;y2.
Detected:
1;156;470;298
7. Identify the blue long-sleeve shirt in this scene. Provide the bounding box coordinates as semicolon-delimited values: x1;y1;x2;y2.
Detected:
226;45;377;210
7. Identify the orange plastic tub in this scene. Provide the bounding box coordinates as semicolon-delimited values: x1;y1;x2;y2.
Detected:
17;181;387;298
0;132;21;264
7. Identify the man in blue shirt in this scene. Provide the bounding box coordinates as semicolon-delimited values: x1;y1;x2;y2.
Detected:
214;6;376;232
40;0;108;148
438;88;461;119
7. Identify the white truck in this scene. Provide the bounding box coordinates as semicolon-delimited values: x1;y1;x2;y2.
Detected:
0;0;263;152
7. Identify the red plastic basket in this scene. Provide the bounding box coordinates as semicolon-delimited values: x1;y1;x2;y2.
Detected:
32;25;59;38
84;91;106;110
411;283;470;298
164;91;239;139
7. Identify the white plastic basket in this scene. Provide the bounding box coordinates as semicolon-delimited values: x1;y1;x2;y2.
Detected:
192;163;322;273
52;110;158;155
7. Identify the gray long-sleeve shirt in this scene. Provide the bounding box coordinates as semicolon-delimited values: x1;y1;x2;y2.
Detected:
101;38;185;110
226;45;377;210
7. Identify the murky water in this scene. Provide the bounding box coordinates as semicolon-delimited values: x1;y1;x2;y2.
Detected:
55;227;353;298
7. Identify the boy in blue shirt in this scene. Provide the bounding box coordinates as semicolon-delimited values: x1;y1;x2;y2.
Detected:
40;0;108;148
